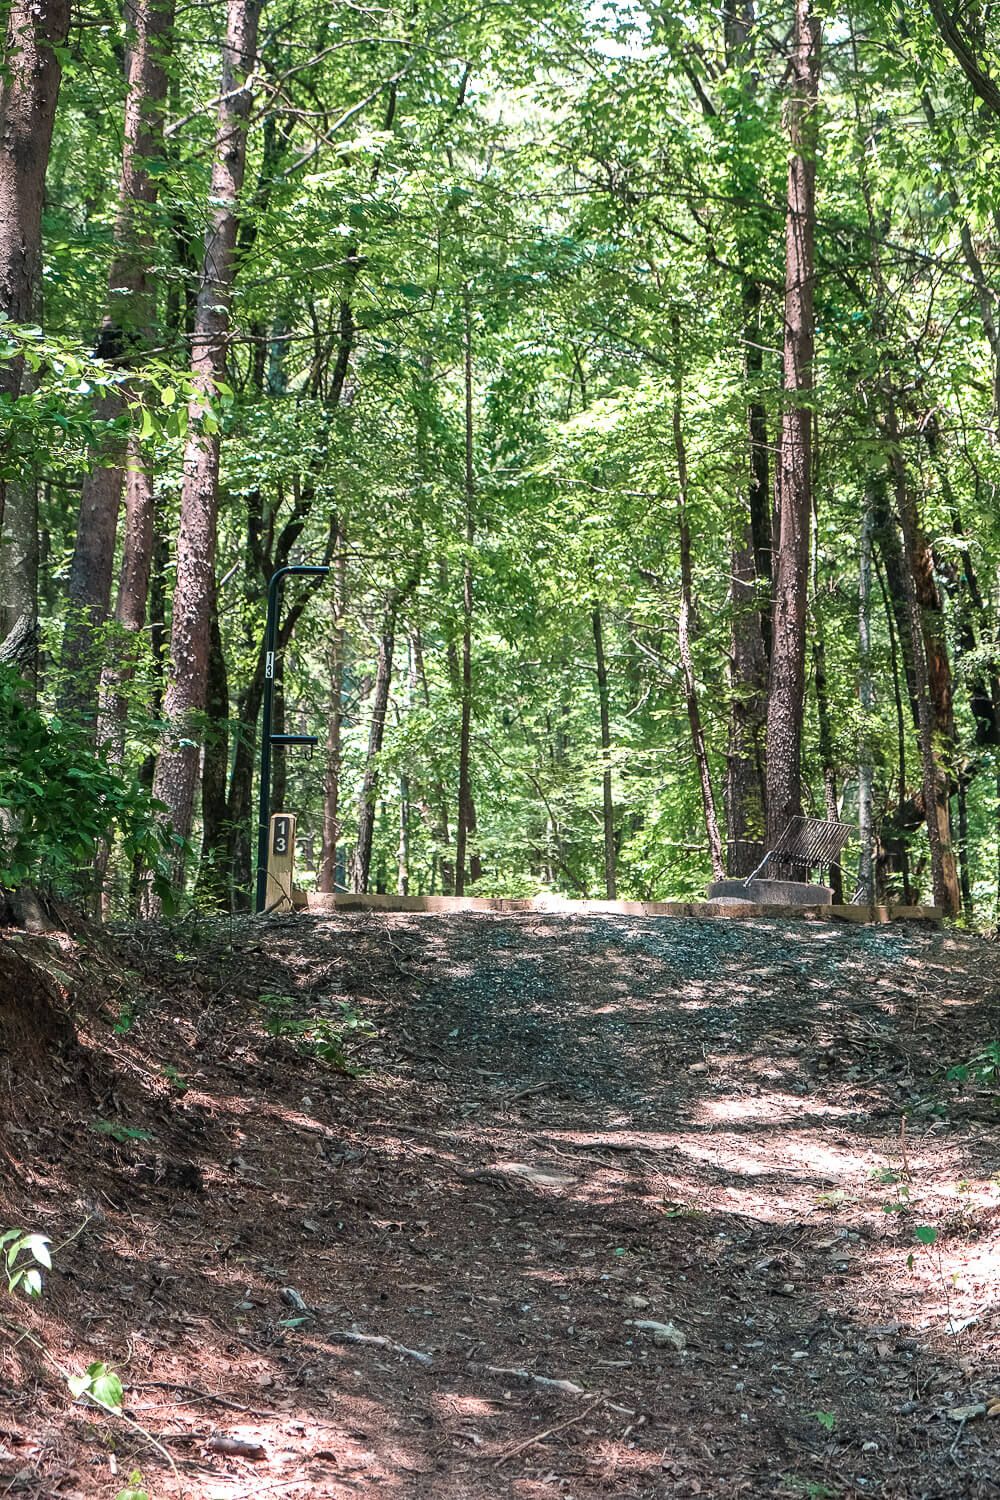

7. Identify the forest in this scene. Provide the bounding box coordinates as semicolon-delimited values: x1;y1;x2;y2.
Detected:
2;0;1000;923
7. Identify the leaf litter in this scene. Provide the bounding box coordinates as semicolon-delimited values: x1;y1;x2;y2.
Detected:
1;910;998;1497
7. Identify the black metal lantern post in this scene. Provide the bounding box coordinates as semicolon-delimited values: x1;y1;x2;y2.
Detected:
255;564;330;913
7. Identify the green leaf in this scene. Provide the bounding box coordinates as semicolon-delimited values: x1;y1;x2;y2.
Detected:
90;1366;124;1411
27;1234;51;1269
914;1225;937;1246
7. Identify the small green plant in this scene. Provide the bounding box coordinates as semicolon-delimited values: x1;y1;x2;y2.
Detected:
814;1188;849;1209
946;1042;1000;1087
871;1166;900;1186
809;1410;837;1433
882;1181;912;1217
68;1360;124;1412
113;1000;137;1035
259;993;373;1072
115;1471;150;1500
1;1229;51;1298
91;1119;154;1145
161;1065;188;1094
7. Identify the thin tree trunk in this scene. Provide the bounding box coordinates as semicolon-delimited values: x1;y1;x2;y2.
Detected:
672;364;726;883
875;552;912;904
857;485;876;904
398;771;411;895
723;2;771;875
766;0;820;850
195;589;230;904
318;546;347;893
871;480;919;722
151;0;262;896
956;773;973;918
726;277;770;875
59;0;174;729
886;412;960;914
96;433;156;758
0;478;38;690
811;485;842;900
455;286;476;895
351;607;397;894
591;603;618;897
0;0;70;534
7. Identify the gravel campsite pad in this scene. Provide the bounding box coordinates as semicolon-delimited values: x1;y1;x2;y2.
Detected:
2;912;999;1498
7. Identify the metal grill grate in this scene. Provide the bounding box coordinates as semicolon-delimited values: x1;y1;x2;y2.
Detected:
744;816;854;888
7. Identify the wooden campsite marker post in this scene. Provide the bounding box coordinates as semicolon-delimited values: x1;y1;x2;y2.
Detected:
265;812;297;912
255;564;329;914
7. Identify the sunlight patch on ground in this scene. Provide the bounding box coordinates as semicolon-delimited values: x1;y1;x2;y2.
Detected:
696;1092;851;1123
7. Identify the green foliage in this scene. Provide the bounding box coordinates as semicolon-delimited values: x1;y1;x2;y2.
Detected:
161;1065;188;1094
67;1360;124;1413
0;1229;52;1299
946;1043;1000;1087
809;1411;837;1433
10;0;1000;917
0;668;174;901
91;1120;154;1145
258;992;374;1072
114;1472;150;1500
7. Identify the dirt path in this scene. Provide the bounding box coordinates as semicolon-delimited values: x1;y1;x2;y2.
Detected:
2;913;999;1498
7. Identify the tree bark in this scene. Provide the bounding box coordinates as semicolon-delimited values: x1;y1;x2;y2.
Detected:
0;478;39;691
0;0;71;534
722;3;772;875
317;546;347;893
96;433;156;759
591;603;618;897
766;0;820;851
151;0;262;894
885;409;960;915
455;287;477;895
351;607;397;894
59;0;174;729
811;484;842;900
672;362;726;883
856;485;875;904
726;277;771;874
195;588;230;903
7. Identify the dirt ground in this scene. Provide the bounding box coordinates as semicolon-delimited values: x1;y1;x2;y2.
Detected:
1;911;999;1500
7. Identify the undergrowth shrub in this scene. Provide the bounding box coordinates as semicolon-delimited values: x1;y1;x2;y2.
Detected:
0;667;173;904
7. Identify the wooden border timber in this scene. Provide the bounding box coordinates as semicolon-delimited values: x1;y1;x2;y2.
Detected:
302;893;943;923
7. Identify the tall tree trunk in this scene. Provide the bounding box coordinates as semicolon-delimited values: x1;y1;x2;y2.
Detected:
0;478;38;689
96;433;156;759
151;0;262;894
672;359;726;883
0;0;70;534
60;0;174;729
871;480;919;723
726;277;771;875
885;410;960;915
318;546;347;893
811;483;842;900
351;606;397;894
455;287;477;895
857;485;876;904
766;0;820;850
195;589;230;903
591;603;618;897
723;1;771;876
875;553;912;904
